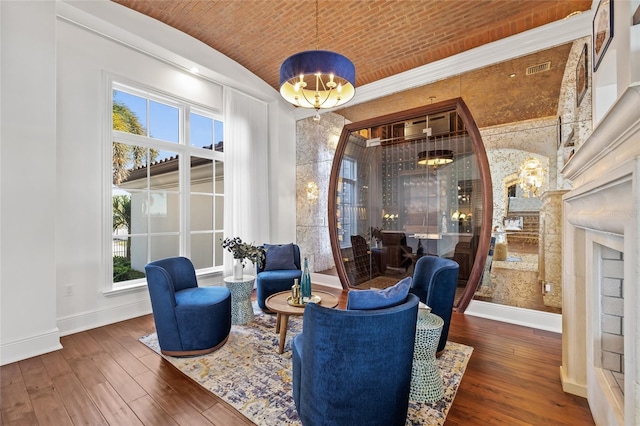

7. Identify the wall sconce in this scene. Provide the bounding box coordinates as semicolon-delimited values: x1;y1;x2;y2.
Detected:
518;157;545;197
306;181;319;201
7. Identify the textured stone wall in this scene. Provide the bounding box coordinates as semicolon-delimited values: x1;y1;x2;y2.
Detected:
295;113;346;272
539;190;567;308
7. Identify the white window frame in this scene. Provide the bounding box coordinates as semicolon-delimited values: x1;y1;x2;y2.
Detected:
338;157;358;249
105;77;224;294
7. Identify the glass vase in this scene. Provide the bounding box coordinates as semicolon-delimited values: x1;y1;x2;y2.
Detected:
301;257;312;300
233;259;244;280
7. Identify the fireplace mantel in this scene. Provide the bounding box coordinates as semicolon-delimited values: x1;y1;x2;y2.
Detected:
561;84;640;426
562;83;640;186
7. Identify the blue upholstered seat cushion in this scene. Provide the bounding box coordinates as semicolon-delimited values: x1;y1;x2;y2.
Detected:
175;286;230;307
264;243;297;271
347;276;412;310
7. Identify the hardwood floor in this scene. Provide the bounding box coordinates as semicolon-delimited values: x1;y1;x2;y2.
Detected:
1;285;593;425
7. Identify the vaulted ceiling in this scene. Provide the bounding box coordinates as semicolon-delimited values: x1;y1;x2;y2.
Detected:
113;0;592;126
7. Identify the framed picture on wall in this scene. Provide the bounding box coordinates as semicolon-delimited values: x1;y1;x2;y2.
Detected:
592;0;613;72
576;44;588;107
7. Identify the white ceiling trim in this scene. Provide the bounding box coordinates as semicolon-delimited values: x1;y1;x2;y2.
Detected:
57;1;280;105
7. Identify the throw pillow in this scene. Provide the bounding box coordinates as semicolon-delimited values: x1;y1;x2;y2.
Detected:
263;243;297;271
347;276;412;310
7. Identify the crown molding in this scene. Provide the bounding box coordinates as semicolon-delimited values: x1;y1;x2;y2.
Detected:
295;11;592;121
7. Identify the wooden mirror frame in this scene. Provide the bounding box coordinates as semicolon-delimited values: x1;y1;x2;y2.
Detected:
328;98;493;313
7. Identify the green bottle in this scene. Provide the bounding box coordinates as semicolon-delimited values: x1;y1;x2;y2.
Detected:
301;257;312;301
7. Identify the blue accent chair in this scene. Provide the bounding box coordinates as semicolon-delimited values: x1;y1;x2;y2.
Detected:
292;294;419;426
145;257;231;356
256;244;302;310
410;256;460;355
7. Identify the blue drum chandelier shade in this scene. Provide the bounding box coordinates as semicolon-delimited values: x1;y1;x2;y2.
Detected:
279;0;355;113
279;50;356;110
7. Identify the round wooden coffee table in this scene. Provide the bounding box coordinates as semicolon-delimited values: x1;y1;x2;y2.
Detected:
265;290;339;354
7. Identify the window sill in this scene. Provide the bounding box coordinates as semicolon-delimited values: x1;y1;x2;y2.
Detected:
103;269;224;297
103;281;148;297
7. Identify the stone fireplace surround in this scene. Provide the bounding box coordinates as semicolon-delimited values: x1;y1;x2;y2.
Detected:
561;84;640;426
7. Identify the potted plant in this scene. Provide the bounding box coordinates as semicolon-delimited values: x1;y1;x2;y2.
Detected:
222;237;265;279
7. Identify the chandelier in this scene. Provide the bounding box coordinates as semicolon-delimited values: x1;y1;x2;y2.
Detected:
417;150;454;167
279;0;355;119
518;157;545;197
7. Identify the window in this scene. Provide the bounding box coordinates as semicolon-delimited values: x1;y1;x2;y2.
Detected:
111;82;224;288
337;157;357;248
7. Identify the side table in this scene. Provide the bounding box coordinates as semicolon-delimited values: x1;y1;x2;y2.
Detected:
265;290;339;354
410;311;444;403
223;275;255;325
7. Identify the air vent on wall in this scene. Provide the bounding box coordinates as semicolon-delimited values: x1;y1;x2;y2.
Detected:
526;61;551;75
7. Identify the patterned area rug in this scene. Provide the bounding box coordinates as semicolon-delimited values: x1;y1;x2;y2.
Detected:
139;304;473;425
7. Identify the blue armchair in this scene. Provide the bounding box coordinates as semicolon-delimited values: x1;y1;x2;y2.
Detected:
256;243;302;310
292;293;419;426
145;257;231;356
410;256;460;355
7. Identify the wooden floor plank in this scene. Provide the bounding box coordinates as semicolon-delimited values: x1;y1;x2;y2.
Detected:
0;363;23;388
0;381;37;425
18;357;72;425
134;370;214;425
38;351;73;379
0;285;594;426
137;353;218;413
128;394;178;426
85;381;144;426
87;328;149;377
90;352;147;403
47;372;108;425
202;402;254;426
446;311;594;426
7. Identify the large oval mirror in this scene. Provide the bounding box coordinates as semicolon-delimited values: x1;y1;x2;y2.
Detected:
328;98;492;312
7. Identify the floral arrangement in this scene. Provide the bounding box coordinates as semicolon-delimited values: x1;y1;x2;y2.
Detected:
222;237;265;269
370;226;383;243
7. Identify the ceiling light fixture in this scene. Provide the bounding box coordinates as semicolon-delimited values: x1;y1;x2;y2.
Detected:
518;157;545;197
417;150;454;167
279;0;355;121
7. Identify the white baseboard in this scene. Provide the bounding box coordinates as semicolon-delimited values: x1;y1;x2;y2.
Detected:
311;273;342;289
1;328;63;366
560;366;588;398
57;299;152;337
465;300;562;333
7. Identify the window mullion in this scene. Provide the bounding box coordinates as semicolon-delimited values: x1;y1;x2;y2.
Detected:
182;106;190;259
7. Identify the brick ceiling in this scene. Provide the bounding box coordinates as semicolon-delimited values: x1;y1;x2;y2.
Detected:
113;0;592;125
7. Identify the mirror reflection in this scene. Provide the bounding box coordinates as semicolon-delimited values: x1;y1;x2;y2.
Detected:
329;100;491;310
307;38;591;316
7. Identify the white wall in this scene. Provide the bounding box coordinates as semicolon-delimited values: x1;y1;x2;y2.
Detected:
1;1;61;365
591;0;639;123
0;1;297;365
